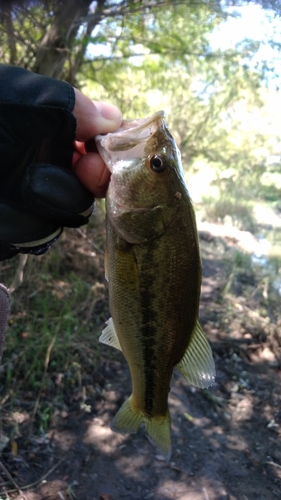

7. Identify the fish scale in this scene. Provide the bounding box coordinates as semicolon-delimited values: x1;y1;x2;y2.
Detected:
96;111;215;459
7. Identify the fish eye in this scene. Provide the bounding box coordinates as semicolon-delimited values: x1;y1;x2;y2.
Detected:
149;155;166;174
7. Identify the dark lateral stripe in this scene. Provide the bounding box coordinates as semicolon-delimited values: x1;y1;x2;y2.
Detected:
140;315;157;414
139;255;158;416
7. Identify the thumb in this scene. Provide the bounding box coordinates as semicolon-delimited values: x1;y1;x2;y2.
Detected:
73;88;122;142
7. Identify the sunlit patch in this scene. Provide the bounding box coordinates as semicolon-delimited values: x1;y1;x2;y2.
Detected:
37;479;69;500
84;418;127;454
51;430;77;452
115;453;149;479
197;221;260;254
231;397;254;424
11;411;30;424
260;346;277;363
155;478;219;500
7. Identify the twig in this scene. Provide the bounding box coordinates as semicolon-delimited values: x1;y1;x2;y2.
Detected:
28;335;57;434
76;228;87;239
9;255;28;293
0;460;21;492
91;241;104;255
0;284;10;361
4;459;63;494
0;390;11;406
264;460;281;469
203;487;210;500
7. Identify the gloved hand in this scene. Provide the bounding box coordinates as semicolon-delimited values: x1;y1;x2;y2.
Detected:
0;65;94;261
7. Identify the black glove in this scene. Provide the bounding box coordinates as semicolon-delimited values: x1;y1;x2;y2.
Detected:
0;64;94;261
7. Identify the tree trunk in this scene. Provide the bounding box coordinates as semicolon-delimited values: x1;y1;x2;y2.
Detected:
33;0;93;80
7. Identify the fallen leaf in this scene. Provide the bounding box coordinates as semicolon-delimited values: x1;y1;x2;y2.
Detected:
11;439;18;456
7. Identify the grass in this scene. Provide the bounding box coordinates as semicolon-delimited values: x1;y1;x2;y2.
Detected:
0;202;109;432
3;260;104;386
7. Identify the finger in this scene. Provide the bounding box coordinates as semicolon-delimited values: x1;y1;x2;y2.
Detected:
74;140;86;154
73;152;110;198
72;150;82;166
73;89;122;142
72;141;86;166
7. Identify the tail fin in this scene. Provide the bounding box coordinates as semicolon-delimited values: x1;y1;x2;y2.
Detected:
145;414;171;460
111;396;171;460
111;396;143;434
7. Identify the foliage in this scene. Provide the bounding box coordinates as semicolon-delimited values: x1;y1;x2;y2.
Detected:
0;0;225;81
75;3;280;211
201;195;256;231
1;1;279;197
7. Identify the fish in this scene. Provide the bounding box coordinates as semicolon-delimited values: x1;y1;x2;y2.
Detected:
95;110;215;460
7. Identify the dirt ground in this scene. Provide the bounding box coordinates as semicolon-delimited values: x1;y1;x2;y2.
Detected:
0;227;281;500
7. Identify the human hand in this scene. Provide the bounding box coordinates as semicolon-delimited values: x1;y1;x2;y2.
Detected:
72;89;122;198
0;66;122;261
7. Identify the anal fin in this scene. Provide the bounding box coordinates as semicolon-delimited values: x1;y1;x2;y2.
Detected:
99;317;122;351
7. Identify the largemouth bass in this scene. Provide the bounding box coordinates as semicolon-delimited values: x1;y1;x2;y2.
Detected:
95;111;215;460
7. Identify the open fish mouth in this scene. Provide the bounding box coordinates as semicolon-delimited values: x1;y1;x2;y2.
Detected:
110;110;165;139
95;110;165;172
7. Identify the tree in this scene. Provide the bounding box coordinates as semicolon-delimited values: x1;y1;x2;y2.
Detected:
0;0;227;80
0;0;279;82
1;0;279;222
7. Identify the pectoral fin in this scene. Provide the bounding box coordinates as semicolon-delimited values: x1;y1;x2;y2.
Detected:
176;320;215;389
99;317;122;351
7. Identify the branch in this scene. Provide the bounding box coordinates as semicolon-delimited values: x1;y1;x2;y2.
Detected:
9;255;28;294
2;7;17;64
82;0;221;24
0;461;22;496
83;47;251;64
4;459;63;494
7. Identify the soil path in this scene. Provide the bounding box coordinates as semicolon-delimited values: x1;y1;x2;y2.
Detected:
1;230;280;500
